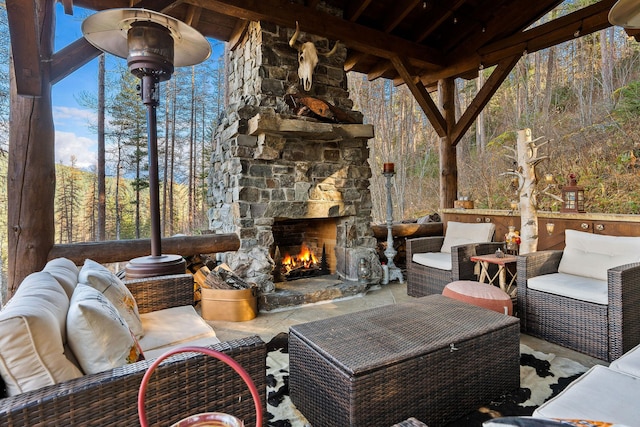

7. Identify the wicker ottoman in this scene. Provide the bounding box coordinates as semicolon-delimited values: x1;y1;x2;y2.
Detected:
289;294;520;427
443;280;513;315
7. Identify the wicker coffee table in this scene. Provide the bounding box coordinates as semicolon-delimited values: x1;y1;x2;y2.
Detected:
289;294;520;427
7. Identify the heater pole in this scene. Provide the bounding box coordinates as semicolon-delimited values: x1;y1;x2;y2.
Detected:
141;74;162;257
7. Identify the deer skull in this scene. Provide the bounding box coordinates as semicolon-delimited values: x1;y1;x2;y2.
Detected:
289;22;338;91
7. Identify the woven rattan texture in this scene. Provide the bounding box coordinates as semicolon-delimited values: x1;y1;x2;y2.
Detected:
289;294;520;427
517;251;640;362
0;273;266;426
406;237;502;297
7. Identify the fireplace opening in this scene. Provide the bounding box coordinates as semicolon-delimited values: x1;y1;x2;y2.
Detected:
271;218;338;282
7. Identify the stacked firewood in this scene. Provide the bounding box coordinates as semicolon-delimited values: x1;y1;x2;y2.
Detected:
203;264;254;290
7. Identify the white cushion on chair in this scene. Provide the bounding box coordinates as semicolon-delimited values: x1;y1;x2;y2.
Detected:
527;272;607;305
440;221;495;253
412;252;452;271
533;365;640;424
558;230;640;281
610;343;640;377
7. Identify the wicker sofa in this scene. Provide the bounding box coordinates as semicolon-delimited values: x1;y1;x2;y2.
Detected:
406;221;500;297
0;259;266;426
517;229;640;362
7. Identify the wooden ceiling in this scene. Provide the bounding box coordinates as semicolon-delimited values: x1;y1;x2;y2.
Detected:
8;0;619;99
89;1;617;86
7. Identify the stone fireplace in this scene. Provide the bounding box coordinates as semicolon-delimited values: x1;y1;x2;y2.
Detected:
207;16;381;303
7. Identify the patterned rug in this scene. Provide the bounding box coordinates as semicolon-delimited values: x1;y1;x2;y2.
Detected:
265;333;588;427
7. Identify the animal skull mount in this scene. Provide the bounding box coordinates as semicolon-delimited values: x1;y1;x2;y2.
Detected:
289;21;339;91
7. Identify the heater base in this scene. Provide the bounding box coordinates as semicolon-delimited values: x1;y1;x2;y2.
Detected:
125;254;186;279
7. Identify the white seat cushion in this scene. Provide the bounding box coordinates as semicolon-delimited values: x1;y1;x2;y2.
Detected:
412;252;452;271
533;365;640;425
138;305;220;359
558;230;640;281
440;221;495;253
610;343;640;378
527;272;607;305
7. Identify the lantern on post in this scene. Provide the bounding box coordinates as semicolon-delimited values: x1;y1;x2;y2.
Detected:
561;173;585;213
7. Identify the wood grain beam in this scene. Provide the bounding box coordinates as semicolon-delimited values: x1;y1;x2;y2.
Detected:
61;0;74;15
51;38;101;85
344;51;367;72
414;0;465;43
7;0;42;97
450;54;520;146
345;0;373;22
383;0;422;33
421;0;614;86
391;55;446;137
228;19;250;50
367;60;393;81
187;0;444;69
184;4;202;26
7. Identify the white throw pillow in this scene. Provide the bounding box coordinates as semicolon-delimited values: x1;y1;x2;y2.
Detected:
0;272;83;396
43;257;79;299
78;259;144;339
67;284;144;375
440;221;495;253
558;230;640;281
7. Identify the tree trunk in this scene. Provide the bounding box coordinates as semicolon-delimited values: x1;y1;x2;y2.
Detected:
517;129;539;255
7;0;55;297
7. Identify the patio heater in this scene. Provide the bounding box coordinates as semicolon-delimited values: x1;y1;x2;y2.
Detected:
82;9;211;278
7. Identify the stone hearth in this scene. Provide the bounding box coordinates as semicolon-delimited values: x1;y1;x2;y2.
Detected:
207;16;381;309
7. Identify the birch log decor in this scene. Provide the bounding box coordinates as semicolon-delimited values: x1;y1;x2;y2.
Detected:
504;129;551;254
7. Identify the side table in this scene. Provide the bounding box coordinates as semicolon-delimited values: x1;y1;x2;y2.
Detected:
470;253;517;297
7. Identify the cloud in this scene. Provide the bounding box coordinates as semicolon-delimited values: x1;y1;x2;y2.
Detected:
53;106;97;126
55;130;97;170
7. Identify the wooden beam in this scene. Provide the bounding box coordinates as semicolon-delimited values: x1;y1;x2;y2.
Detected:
439;78;457;209
450;54;520;146
422;0;614;86
391;55;447;137
345;0;373;22
414;0;466;43
191;0;444;70
228;19;250;51
61;0;74;15
344;51;367;72
383;0;422;33
184;4;202;27
48;234;240;265
8;0;56;296
367;60;393;81
51;38;101;85
7;0;42;97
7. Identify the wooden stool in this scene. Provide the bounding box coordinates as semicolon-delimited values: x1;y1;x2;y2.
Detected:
443;280;513;315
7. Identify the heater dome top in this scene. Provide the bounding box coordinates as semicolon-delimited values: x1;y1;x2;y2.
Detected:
82;8;211;67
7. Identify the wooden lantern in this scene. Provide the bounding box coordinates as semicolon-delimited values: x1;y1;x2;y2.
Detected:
561;174;585;213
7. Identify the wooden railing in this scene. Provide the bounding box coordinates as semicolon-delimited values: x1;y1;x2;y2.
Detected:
47;234;240;265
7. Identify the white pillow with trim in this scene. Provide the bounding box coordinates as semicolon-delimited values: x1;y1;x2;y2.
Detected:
78;259;144;339
440;221;495;253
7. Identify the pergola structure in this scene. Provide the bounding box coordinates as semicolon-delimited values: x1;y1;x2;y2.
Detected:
5;0;628;294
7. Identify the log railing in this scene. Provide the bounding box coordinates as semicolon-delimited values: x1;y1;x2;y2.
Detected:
47;234;240;265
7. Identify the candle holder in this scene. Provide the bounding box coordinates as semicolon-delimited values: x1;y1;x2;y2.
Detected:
383;168;404;283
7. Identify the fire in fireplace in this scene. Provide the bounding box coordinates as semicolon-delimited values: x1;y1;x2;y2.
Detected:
277;243;330;280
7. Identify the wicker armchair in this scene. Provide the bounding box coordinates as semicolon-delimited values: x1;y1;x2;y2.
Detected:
0;275;266;426
517;248;640;362
406;221;500;297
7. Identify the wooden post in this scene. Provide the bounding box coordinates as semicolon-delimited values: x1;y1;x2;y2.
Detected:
438;78;457;209
7;0;55;297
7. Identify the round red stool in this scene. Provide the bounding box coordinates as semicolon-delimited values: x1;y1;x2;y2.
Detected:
442;280;513;315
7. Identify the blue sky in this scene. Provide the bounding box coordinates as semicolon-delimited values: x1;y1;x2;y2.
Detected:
52;4;222;170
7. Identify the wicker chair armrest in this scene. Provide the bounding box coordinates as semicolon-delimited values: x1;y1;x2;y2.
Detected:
474;242;505;256
608;262;640;358
450;242;502;280
0;336;266;427
125;273;195;314
516;250;563;282
406;236;444;259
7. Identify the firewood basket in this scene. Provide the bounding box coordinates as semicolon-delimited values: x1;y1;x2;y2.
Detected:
138;346;263;427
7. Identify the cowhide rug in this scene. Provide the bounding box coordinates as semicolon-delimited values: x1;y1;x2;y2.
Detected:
265;333;588;427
